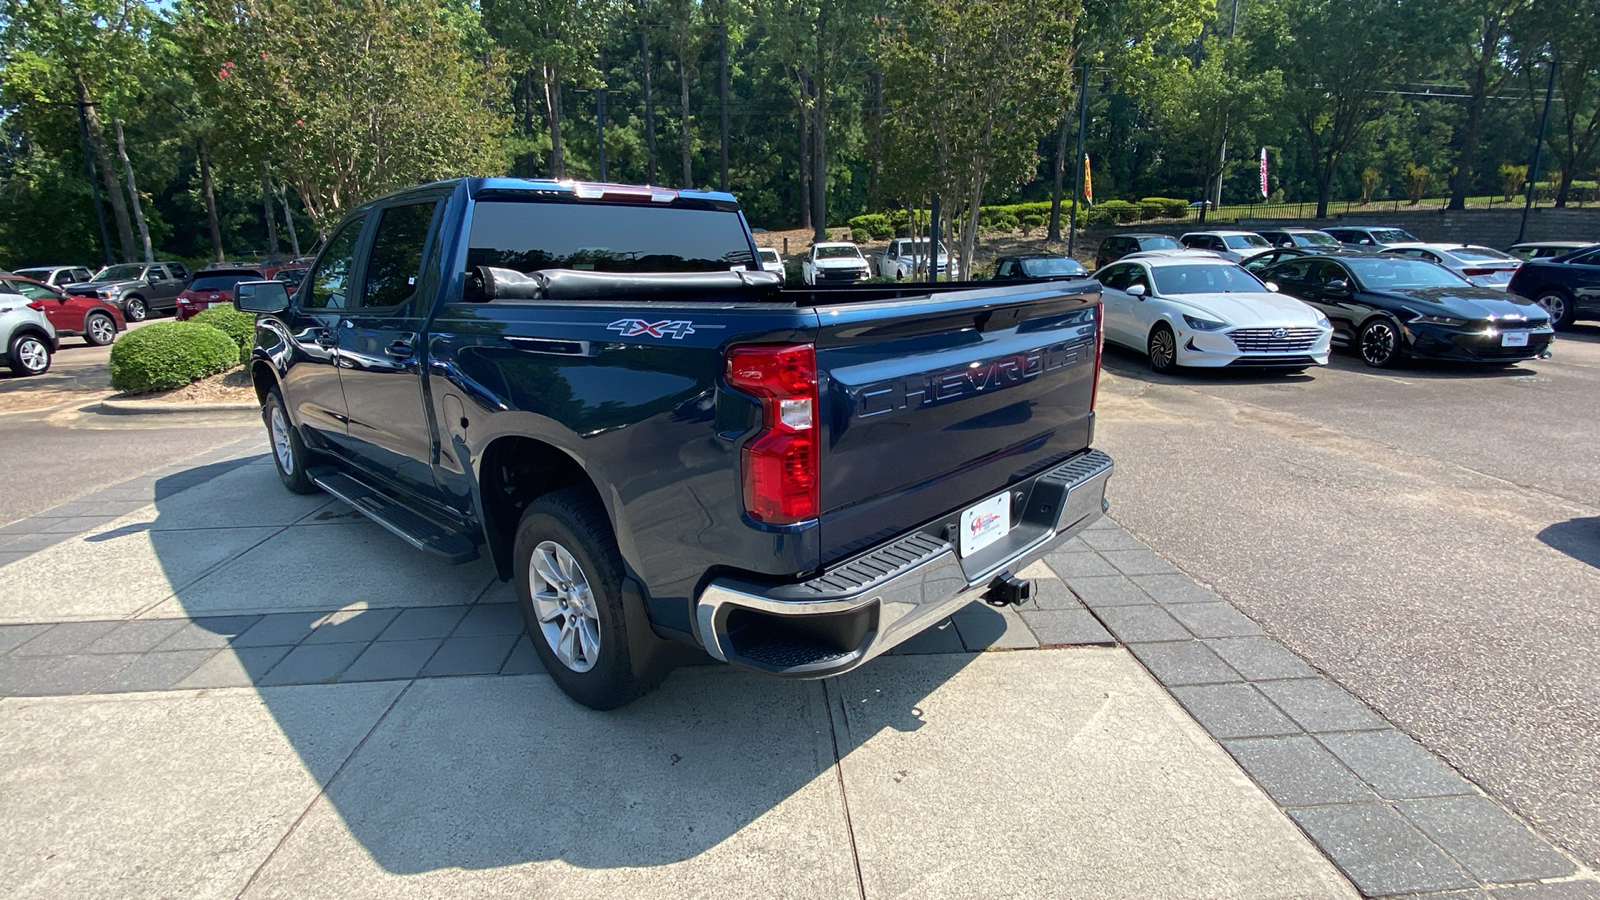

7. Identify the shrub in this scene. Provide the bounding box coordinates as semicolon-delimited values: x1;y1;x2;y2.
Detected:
1139;197;1189;219
108;321;239;394
847;213;894;241
982;211;1019;234
189;304;256;352
1098;199;1139;223
1081;205;1116;228
1403;163;1430;204
1018;213;1047;235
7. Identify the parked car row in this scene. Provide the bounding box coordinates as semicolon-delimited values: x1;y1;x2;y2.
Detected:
0;272;127;375
1097;226;1599;331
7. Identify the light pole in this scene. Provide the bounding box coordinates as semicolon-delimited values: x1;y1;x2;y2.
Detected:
1067;64;1111;256
1518;59;1557;245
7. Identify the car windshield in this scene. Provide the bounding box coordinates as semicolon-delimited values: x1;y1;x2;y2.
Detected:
1446;247;1514;262
1151;264;1264;294
816;246;862;260
274;268;308;282
188;274;260;291
93;264;145;281
1223;234;1271;249
466;200;756;273
1371;229;1418;244
1021;257;1085;276
1346;257;1470;289
1296;232;1339;247
14;268;53;280
1140;236;1179;250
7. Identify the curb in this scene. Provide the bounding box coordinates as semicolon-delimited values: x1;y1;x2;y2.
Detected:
97;398;261;416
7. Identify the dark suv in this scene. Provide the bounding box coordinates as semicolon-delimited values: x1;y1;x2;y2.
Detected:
1095;233;1180;270
1507;243;1600;329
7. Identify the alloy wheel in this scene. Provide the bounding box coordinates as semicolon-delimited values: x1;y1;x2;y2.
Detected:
529;540;602;673
88;315;115;345
1536;293;1568;325
1361;321;1398;366
125;298;147;321
1149;328;1177;371
14;337;49;373
269;405;295;474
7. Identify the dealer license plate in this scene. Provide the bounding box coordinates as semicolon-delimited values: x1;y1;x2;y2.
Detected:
959;493;1011;557
1502;331;1529;347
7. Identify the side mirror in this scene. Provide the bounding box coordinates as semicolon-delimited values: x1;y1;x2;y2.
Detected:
1265;281;1281;293
1325;279;1351;294
234;280;290;314
1127;284;1147;298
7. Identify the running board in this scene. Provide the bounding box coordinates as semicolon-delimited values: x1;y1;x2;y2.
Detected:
311;468;480;564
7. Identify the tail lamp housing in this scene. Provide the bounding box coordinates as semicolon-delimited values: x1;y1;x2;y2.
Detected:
1091;299;1105;412
725;343;819;525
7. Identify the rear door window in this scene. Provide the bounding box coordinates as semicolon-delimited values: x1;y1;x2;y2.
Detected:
361;201;439;310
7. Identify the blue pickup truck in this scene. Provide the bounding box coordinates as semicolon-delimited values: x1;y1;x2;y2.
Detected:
234;178;1114;708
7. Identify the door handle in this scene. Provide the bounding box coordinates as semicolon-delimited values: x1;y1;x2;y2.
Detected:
314;331;337;348
384;340;415;359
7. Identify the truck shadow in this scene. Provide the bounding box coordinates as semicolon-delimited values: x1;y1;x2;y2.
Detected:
143;460;982;875
1538;517;1600;570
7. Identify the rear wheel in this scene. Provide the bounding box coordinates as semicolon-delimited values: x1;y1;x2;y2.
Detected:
514;486;653;710
264;388;318;494
1147;323;1179;374
84;312;117;346
7;333;51;376
1359;318;1404;368
1535;290;1576;330
123;296;147;322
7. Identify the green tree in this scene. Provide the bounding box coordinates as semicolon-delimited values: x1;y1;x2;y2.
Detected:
1442;0;1530;209
1518;0;1600;206
1157;37;1280;210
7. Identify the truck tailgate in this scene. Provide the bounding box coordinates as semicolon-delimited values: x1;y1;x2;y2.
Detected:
814;281;1101;564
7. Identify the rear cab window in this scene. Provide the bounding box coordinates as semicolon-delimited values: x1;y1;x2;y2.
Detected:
467;200;756;275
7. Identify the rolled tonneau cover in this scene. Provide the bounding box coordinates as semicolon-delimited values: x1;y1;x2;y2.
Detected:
470;266;784;302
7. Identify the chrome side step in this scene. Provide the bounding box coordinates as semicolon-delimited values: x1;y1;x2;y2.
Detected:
311;468;479;564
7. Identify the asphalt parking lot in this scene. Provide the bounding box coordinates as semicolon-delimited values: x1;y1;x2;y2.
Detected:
1095;325;1600;870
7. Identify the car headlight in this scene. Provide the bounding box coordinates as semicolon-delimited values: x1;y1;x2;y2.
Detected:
1411;315;1467;327
1315;312;1331;328
1182;314;1228;331
97;288;116;298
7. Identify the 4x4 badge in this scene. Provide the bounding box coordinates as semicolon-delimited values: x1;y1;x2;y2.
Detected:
608;318;696;339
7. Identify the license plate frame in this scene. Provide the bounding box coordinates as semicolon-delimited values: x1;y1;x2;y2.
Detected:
959;493;1011;558
1501;331;1529;347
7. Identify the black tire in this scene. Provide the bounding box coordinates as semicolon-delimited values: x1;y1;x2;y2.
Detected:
123;296;148;322
514;486;653;710
1147;323;1179;374
7;332;51;376
1535;289;1576;330
1358;317;1404;368
83;312;117;346
264;388;318;494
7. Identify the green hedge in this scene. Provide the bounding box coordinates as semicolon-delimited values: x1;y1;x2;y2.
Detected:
189;305;255;352
108;321;239;394
1139;197;1189;218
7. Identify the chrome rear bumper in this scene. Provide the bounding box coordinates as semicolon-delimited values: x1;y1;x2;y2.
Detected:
694;449;1114;677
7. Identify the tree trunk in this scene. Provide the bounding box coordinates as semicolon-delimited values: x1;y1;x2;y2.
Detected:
197;136;224;262
1048;116;1069;243
77;76;136;263
262;162;280;258
810;6;827;242
1449;64;1490;210
679;52;693;188
866;70;884;212
1315;164;1334;219
113;119;154;263
719;20;730;192
276;182;302;258
1554;169;1575;207
797;94;811;230
640;14;658;183
961;173;986;281
542;65;566;179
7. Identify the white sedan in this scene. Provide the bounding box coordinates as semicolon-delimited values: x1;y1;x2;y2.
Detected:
801;242;872;285
1093;253;1333;373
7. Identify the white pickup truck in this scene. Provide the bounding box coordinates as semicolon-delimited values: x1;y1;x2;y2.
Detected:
874;237;957;280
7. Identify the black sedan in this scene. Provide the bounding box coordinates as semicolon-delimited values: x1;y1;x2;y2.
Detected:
1261;255;1553;367
991;253;1089;281
1506;243;1600;329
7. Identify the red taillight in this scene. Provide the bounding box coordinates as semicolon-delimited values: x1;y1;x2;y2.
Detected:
1462;268;1495;277
1091;300;1104;412
726;343;819;525
25;301;46;311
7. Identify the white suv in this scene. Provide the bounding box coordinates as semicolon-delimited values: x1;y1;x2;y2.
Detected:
0;282;59;376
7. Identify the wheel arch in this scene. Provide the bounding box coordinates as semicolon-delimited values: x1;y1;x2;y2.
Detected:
8;324;56;352
476;434;612;583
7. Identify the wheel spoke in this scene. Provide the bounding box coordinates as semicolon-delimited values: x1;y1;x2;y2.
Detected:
529;539;602;673
532;548;562;589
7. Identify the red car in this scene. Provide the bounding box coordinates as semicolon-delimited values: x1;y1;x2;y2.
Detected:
0;275;124;346
174;268;264;320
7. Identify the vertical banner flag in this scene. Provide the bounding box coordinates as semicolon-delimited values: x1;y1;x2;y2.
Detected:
1260;147;1269;199
1083;156;1094;205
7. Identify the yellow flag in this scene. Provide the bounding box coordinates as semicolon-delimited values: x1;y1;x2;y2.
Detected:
1083;156;1094;205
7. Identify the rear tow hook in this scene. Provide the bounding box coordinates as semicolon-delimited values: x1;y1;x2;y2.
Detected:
984;571;1033;607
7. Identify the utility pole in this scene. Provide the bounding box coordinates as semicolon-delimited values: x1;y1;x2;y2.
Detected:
76;104;115;267
1067;62;1091;256
596;85;609;182
1518;59;1557;244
